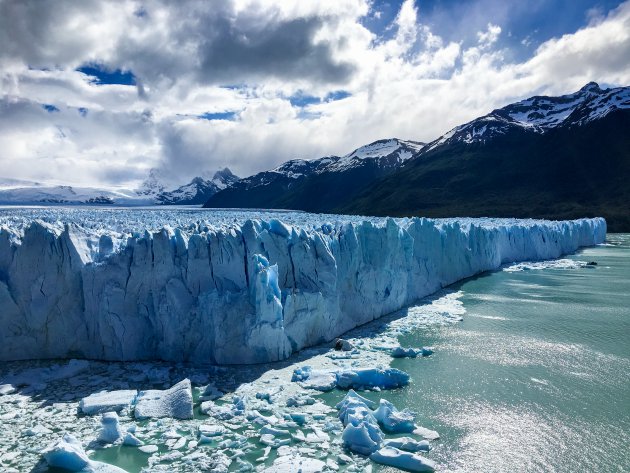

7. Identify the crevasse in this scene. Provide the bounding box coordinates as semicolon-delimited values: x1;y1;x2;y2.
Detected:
0;216;606;364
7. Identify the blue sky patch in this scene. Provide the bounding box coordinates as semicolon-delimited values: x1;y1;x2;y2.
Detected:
326;90;352;102
289;93;321;107
198;111;237;121
42;104;59;113
77;64;136;86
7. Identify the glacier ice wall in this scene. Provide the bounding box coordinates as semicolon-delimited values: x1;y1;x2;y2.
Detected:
0;216;606;364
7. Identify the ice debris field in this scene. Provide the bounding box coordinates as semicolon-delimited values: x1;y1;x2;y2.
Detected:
1;289;465;473
0;208;606;472
0;208;605;364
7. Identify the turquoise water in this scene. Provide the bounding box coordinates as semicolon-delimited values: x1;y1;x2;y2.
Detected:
370;233;630;472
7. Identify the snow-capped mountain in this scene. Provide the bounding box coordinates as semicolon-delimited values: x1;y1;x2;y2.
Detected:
204;139;424;211
424;82;630;152
0;168;239;206
155;168;239;205
136;168;167;197
0;185;149;206
344;82;630;231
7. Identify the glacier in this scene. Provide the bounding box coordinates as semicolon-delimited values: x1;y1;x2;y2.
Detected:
0;208;605;364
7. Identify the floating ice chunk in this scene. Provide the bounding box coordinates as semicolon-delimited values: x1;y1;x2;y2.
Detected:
286;394;316;407
373;399;416;433
384;437;431;452
43;434;90;471
337;391;383;455
391;347;433;358
25;425;53;436
292;366;338;392
79;390;137;415
98;412;122;444
342;421;382;455
289;412;307;425
138;444;158;454
335;389;377;410
0;384;15;395
135;379;193;419
263;453;327;472
199;424;228;437
42;434;127;472
413;426;440;440
338;453;353;464
260;433;291;448
336;368;410;391
122;432;144;446
370;446;436;472
261;425;291;437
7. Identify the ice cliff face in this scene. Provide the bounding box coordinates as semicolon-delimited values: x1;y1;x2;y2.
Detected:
0;215;605;364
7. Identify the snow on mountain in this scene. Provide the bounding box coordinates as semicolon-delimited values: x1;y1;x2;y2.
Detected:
0;209;605;364
136;168;167;197
424;82;630;152
0;168;239;206
0;185;150;206
155;168;239;205
241;139;424;189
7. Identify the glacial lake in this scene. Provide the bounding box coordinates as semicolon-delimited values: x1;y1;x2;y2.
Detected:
362;232;630;472
1;233;627;472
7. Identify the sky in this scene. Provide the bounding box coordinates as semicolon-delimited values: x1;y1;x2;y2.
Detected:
0;0;629;188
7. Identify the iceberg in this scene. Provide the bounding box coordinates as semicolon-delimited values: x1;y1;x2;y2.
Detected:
370;446;436;472
79;390;137;415
0;211;605;364
373;399;416;433
134;379;193;420
42;434;127;473
98;412;122;444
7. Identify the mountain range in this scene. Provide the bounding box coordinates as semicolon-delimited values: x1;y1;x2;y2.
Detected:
204;82;630;231
1;82;628;230
0;168;239;206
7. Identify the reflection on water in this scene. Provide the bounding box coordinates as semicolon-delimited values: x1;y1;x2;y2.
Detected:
382;234;630;472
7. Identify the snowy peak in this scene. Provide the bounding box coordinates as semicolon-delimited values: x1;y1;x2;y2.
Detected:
208;167;239;190
156;168;240;205
136;168;166;196
425;82;630;151
242;138;425;188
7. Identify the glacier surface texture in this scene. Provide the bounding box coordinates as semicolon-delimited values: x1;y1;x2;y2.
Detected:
0;209;605;364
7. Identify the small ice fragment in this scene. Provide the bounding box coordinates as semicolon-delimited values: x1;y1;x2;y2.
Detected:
336;368;409;391
25;425;53;436
373;399;416;433
42;434;90;471
292;366;337;392
262;453;327;472
384;437;431;452
413;426;440;440
135;379;193;419
98;412;122;444
0;384;16;395
123;432;144;447
198;424;227;437
138;445;158;454
370;446;436;472
42;434;128;472
342;422;382;455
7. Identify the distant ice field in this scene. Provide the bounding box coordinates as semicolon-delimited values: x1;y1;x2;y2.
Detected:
0;205;589;236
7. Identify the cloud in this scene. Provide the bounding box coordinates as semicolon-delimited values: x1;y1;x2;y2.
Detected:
0;0;629;187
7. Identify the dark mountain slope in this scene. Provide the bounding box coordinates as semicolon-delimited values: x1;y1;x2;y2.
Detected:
204;139;424;212
341;109;630;231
